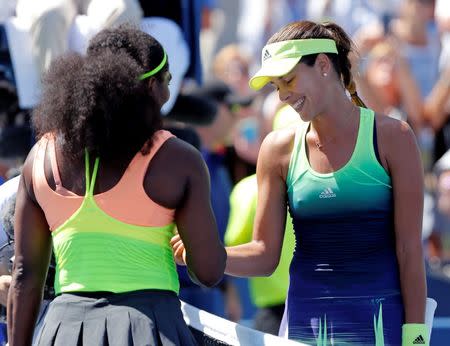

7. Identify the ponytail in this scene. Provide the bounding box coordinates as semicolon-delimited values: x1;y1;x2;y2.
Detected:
346;79;366;108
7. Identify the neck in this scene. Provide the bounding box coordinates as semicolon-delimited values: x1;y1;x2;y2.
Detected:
311;91;358;139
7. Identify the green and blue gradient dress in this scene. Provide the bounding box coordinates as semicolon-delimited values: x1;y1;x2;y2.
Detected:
286;108;403;345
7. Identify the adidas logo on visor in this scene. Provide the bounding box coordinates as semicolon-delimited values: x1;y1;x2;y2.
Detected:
263;49;272;61
413;335;425;344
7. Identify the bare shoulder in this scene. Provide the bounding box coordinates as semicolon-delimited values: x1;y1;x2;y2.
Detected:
258;124;299;179
160;137;206;169
261;125;297;156
375;113;417;147
144;136;209;209
374;114;419;170
19;141;41;202
164;136;203;155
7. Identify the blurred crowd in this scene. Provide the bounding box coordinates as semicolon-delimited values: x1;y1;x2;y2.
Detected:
0;0;450;337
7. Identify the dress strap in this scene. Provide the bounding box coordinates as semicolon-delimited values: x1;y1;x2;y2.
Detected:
84;150;100;197
49;137;63;190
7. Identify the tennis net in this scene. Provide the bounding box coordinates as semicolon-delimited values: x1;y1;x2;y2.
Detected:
180;301;309;346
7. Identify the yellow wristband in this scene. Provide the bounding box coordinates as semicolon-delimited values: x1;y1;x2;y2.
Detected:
402;323;429;346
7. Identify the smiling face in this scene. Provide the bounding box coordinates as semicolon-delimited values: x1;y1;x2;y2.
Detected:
268;54;332;122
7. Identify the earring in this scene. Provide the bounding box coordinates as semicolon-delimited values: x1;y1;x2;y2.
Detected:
322;73;327;77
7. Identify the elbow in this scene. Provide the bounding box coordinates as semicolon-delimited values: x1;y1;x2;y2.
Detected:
195;272;223;288
254;240;280;277
191;247;227;288
10;258;44;294
259;258;279;277
11;261;26;288
396;242;424;266
395;244;409;263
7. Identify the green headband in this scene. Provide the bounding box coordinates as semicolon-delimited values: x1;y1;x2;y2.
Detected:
249;38;338;90
139;50;168;80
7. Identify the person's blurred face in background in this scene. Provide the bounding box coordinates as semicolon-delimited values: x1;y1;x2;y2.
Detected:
213;44;252;96
402;0;436;23
365;42;401;109
195;101;237;151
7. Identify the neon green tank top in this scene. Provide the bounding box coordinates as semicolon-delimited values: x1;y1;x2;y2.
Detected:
52;152;179;295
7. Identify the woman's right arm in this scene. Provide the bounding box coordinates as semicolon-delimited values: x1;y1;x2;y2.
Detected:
173;144;226;288
225;129;293;277
171;129;294;278
8;146;52;346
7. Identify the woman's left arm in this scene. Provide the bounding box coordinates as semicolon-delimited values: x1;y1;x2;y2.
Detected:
383;118;426;324
7;147;52;346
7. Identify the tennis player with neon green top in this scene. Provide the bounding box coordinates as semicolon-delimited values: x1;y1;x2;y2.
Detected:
9;26;226;345
173;20;428;345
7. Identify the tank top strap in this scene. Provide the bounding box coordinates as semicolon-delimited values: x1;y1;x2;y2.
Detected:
84;150;100;197
352;107;377;163
286;123;308;189
32;135;50;190
41;136;79;197
47;134;100;199
48;137;62;190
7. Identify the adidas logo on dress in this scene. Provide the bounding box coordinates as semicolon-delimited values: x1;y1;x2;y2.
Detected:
413;335;425;344
319;188;336;199
263;49;272;61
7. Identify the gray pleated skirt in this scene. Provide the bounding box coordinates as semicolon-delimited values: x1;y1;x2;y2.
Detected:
34;290;197;346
